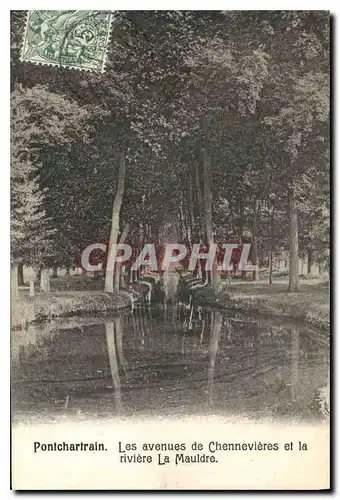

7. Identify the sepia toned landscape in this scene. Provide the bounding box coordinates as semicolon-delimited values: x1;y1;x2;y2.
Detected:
11;12;330;489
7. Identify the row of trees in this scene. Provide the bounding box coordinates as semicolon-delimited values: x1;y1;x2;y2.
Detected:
11;10;330;295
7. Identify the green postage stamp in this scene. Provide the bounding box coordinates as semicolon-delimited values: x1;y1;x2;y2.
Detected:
21;10;113;72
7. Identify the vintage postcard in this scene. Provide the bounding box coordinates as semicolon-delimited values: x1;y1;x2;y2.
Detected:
10;10;330;490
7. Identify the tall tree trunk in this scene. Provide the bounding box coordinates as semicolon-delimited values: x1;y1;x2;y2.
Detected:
201;120;221;289
114;223;130;291
307;247;313;274
288;188;299;292
268;203;275;285
202;148;213;246
37;265;42;282
181;176;192;249
187;173;195;251
194;159;205;242
40;268;50;293
202;145;217;286
238;197;245;240
269;249;273;285
11;263;19;297
18;263;24;286
105;152;126;293
252;200;260;281
145;190;152;240
179;198;186;242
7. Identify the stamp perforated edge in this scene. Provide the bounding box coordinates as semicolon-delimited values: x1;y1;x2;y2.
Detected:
19;10;30;63
19;10;114;74
100;11;114;73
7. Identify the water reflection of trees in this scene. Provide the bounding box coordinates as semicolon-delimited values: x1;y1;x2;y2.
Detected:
105;319;122;413
11;324;52;366
172;302;329;416
11;299;329;421
208;311;223;407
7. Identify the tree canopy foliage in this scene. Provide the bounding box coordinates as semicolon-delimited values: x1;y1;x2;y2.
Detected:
10;10;330;292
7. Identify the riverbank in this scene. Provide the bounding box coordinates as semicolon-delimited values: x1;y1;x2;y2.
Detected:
11;278;149;330
191;278;330;332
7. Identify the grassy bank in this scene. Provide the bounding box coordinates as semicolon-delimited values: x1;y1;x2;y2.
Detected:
11;277;148;330
192;278;330;332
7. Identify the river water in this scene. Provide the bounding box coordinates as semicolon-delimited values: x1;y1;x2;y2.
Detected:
11;297;330;424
